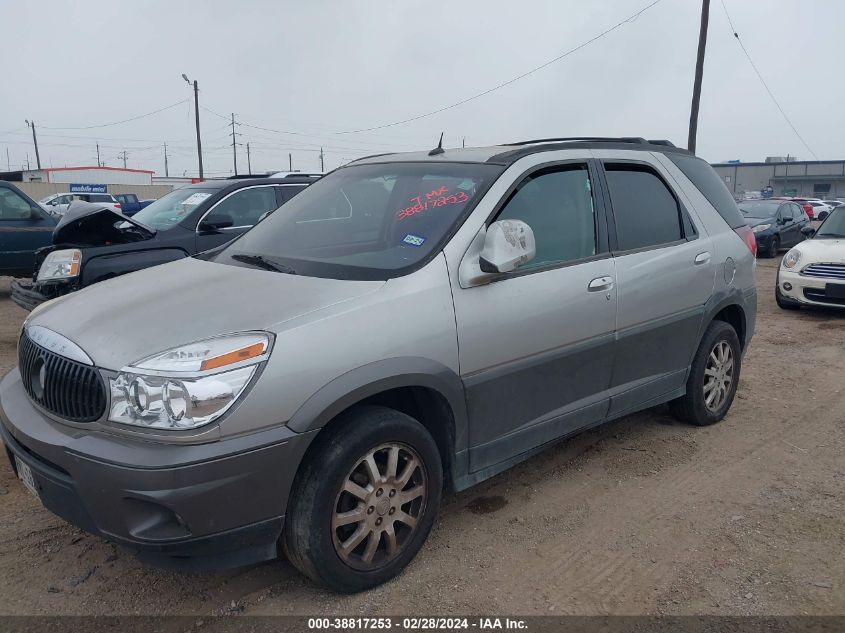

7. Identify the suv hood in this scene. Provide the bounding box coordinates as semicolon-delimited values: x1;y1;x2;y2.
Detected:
27;257;384;369
53;201;155;247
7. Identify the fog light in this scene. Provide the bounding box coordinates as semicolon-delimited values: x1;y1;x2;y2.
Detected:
783;282;793;291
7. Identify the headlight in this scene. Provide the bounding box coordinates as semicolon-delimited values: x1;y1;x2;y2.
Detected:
783;249;802;269
752;224;771;233
108;332;271;430
38;249;81;282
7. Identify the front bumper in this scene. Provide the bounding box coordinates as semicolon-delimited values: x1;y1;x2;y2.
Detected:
778;268;845;308
0;368;315;571
10;279;53;312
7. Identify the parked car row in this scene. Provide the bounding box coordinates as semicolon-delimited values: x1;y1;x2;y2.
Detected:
10;176;314;310
40;192;123;216
775;205;845;310
739;199;810;258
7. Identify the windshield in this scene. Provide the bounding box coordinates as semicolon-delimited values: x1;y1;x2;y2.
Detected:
816;208;845;238
215;162;502;280
132;187;217;230
739;201;779;218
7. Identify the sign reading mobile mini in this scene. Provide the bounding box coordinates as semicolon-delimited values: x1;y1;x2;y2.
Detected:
69;184;108;193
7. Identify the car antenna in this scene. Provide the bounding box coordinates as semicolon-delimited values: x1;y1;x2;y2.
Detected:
428;133;445;156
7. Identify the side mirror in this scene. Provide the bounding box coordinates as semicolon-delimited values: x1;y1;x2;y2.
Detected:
801;226;816;238
479;219;536;273
200;214;234;231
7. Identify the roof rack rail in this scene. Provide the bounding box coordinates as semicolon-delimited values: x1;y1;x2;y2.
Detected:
503;137;675;148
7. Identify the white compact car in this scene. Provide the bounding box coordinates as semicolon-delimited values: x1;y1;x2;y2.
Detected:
777;207;845;309
39;192;122;216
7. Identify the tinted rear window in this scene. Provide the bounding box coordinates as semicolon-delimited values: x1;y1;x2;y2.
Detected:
667;153;745;228
88;194;113;202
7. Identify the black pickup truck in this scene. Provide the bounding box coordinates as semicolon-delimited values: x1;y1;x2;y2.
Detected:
11;176;313;311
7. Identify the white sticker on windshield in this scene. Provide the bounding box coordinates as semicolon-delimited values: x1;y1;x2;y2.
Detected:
181;193;212;207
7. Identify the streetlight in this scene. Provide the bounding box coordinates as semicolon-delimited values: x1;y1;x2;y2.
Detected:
24;119;41;170
182;73;203;179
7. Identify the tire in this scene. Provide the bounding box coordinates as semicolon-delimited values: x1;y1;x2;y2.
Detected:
670;320;742;426
767;235;780;258
283;405;443;592
776;285;801;310
818;211;829;221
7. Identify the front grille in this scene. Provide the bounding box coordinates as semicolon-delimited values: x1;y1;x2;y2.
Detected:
803;288;845;306
18;332;106;422
801;263;845;280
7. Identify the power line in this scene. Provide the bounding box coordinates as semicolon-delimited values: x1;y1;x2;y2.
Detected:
336;0;664;134
719;0;817;159
39;99;190;131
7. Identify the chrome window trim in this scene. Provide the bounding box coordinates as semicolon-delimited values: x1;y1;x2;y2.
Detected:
195;184;301;234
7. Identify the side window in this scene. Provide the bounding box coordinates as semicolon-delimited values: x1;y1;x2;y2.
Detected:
494;165;596;269
604;165;684;251
793;203;804;220
212;187;279;227
276;185;305;206
0;188;34;220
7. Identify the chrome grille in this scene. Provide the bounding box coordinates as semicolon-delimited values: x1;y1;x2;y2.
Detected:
801;263;845;280
18;331;106;422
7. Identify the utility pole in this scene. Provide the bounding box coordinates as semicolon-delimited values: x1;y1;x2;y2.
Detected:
687;0;710;154
246;142;252;174
288;153;292;172
462;137;466;148
182;74;204;179
118;151;128;169
26;153;31;170
96;143;101;167
230;112;239;176
6;147;10;171
164;142;169;177
24;120;42;169
319;147;325;172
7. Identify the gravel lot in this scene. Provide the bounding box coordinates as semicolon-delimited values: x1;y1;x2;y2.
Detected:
0;257;843;617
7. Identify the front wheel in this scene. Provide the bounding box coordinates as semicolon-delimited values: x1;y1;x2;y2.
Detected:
670;321;741;426
767;235;780;258
283;406;443;592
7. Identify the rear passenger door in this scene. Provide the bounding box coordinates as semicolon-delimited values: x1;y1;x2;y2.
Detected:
597;158;715;416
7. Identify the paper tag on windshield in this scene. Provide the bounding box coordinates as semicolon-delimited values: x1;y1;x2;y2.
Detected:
181;193;212;207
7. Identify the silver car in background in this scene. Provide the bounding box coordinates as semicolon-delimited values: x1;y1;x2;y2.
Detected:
0;137;756;591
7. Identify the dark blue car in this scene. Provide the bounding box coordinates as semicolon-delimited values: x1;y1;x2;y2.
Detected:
0;182;57;278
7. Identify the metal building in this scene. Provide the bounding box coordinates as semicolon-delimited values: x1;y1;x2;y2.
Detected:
712;159;845;200
0;165;153;185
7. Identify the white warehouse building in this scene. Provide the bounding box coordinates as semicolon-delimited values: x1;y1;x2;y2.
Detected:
0;165;154;186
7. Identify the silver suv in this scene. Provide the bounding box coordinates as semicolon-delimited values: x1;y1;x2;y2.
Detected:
1;138;757;591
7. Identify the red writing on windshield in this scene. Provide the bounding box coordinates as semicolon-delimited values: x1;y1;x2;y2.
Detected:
396;186;469;220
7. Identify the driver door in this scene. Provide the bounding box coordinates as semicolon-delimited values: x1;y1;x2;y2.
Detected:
0;187;54;275
196;185;280;251
451;161;617;473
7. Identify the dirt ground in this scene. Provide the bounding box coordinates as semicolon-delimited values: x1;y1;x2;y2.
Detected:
0;257;842;617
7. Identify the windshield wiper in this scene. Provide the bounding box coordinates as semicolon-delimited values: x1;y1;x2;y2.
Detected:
231;254;297;274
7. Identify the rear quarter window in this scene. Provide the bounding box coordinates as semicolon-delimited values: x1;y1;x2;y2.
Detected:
666;153;746;229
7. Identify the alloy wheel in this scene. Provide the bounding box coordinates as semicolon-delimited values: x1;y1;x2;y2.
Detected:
332;443;428;571
703;340;734;412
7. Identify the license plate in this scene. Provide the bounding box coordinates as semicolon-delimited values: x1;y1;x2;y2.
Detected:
15;457;39;499
825;283;845;299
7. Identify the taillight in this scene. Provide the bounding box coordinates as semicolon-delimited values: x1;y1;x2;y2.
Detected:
803;203;813;218
114;203;121;209
734;225;757;256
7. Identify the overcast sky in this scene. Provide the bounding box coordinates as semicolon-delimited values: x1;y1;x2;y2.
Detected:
1;0;840;177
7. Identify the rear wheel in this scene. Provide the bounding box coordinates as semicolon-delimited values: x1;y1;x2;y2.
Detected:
818;211;829;221
283;406;443;592
767;235;780;258
670;320;741;426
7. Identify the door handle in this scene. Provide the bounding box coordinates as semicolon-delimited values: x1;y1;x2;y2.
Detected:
694;252;712;265
588;276;614;292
